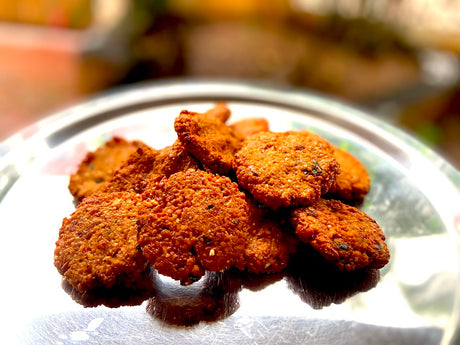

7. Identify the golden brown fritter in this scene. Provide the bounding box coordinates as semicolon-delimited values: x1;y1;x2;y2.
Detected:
230;118;269;140
68;137;144;201
290;199;389;271
233;131;340;210
54;192;149;293
174;110;242;175
138;169;249;284
55;103;390;305
326;146;370;202
104;141;200;194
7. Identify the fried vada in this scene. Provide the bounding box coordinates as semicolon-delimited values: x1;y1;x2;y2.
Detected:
54;192;149;293
290;199;390;271
233;131;340;210
138;169;248;284
174;110;242;175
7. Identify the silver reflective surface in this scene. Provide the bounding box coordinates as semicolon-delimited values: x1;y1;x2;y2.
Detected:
0;80;459;345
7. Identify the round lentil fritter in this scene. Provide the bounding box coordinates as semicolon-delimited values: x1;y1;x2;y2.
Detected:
233;131;340;210
290;199;390;271
54;192;149;293
138;169;249;284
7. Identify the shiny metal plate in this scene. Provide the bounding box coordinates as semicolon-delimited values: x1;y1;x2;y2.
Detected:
0;80;459;344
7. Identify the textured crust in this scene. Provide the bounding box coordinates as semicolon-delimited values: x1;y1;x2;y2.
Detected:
230;118;269;140
233;131;340;210
239;206;296;274
326;146;370;202
138;169;293;284
154;140;202;176
68;137;144;201
54;192;148;293
104;141;200;194
138;169;248;284
290;199;390;271
174;110;242;175
56;105;390;295
103;145;159;194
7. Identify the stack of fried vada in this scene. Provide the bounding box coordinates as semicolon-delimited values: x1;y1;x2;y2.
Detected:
54;103;389;299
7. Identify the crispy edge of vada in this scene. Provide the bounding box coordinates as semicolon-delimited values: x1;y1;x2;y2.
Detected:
290;199;390;271
204;102;231;123
325;146;370;203
230;118;269;140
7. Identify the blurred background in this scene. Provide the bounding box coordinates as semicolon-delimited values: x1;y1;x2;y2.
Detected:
1;0;460;168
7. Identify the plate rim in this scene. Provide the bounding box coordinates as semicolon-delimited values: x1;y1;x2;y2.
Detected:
1;78;459;344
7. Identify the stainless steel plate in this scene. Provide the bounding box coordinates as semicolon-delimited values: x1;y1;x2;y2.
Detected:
1;80;459;345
